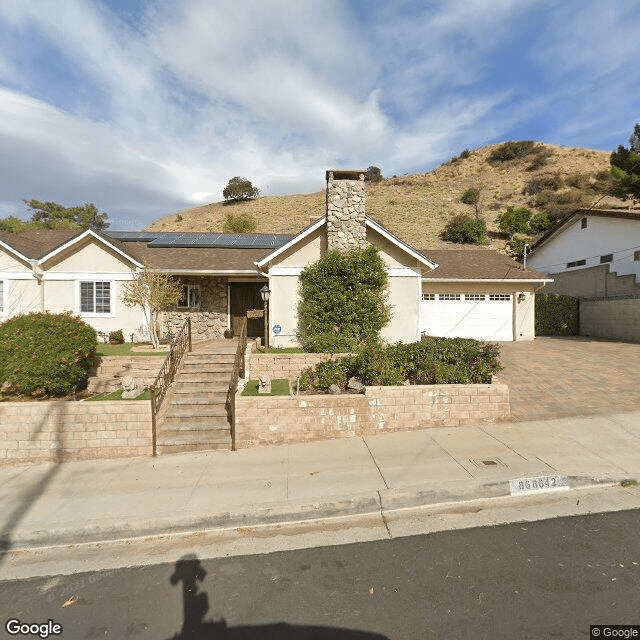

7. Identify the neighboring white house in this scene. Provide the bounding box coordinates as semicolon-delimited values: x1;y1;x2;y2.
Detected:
528;209;640;283
528;208;640;342
0;169;551;344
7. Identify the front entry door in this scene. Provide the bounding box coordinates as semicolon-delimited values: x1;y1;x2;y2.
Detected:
229;282;265;338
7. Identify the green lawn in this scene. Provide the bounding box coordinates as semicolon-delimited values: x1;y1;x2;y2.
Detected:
86;389;151;401
95;343;169;357
242;379;291;396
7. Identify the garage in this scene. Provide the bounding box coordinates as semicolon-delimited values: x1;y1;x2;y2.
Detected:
418;248;553;342
419;292;513;341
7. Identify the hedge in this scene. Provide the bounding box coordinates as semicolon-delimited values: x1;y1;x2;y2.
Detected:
535;294;579;336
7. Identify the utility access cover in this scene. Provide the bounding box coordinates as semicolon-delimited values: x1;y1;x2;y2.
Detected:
510;475;569;496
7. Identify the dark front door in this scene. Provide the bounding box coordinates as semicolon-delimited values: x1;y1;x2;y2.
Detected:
229;282;265;338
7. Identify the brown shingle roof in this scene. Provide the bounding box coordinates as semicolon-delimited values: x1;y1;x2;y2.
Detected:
421;249;549;280
130;243;270;271
0;229;82;259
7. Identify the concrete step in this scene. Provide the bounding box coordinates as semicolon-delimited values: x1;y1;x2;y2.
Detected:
171;395;227;405
160;420;230;432
180;363;234;373
178;373;233;383
164;406;228;418
173;383;229;394
185;354;235;364
157;440;231;454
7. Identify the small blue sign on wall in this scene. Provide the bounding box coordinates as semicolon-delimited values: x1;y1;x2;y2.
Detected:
272;324;282;334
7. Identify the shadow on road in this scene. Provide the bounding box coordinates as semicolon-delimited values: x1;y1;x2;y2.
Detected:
168;554;390;640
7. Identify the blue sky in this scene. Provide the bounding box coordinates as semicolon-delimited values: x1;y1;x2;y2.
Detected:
0;0;638;229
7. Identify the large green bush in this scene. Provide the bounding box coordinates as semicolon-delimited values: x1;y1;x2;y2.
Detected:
298;246;391;353
299;338;502;391
535;294;579;336
0;312;97;395
441;215;487;244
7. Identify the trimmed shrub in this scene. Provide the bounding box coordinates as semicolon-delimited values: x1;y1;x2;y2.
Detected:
298;246;391;353
301;338;502;390
0;312;97;395
535;294;579;336
108;329;125;344
441;215;487;244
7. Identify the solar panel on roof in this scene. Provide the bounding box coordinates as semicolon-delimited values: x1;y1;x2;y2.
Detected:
147;233;292;249
107;231;160;242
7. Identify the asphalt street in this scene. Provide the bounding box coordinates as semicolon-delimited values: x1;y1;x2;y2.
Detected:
2;509;640;640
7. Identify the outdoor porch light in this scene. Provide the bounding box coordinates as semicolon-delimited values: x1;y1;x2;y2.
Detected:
518;293;526;302
260;285;271;351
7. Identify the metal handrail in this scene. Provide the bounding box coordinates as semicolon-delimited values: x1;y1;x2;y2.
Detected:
149;317;192;455
228;317;247;451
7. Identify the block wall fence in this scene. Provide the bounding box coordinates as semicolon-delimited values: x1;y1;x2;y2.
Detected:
235;381;510;448
0;401;152;465
249;353;352;381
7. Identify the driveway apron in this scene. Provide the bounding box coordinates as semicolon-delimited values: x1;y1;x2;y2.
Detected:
497;337;640;421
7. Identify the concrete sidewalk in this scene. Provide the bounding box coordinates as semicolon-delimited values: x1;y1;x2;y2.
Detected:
2;411;640;551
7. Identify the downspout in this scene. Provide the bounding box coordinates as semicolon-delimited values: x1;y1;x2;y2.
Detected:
29;259;44;311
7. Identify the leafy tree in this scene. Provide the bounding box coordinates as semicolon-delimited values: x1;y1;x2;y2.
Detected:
298;245;391;353
529;211;556;233
23;200;109;230
611;124;640;202
507;234;529;260
460;187;482;218
441;215;487;244
121;263;183;349
364;166;383;183
496;207;533;236
223;177;259;202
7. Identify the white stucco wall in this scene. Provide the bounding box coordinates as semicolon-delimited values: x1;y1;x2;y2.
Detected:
528;215;640;280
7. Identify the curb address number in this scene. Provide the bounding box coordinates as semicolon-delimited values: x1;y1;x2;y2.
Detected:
509;475;569;495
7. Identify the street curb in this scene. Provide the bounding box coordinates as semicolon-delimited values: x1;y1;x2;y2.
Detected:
1;475;628;552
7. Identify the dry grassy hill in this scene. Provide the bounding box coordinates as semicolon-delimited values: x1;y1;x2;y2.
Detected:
146;142;629;250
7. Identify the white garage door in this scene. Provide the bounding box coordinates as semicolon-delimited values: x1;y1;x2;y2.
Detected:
420;293;513;341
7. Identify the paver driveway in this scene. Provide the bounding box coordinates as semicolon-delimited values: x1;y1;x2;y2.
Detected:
497;337;640;421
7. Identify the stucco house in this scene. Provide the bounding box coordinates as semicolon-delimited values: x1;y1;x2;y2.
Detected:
0;169;550;344
528;207;640;341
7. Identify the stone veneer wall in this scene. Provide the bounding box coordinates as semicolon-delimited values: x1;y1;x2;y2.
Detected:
163;276;227;341
326;172;367;252
249;353;352;381
235;382;510;448
0;401;152;465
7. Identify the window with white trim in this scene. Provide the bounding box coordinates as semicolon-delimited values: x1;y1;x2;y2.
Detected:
178;285;201;309
440;294;461;301
421;293;435;301
464;294;485;301
489;294;511;301
80;281;111;313
567;259;586;268
600;254;613;264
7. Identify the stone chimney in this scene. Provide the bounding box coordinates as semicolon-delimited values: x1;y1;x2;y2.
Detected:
325;169;367;252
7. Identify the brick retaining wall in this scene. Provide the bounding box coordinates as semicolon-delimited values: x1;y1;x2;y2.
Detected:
249;353;351;381
0;401;152;465
235;381;510;448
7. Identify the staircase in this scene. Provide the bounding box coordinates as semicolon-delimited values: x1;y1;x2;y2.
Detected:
156;340;240;454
